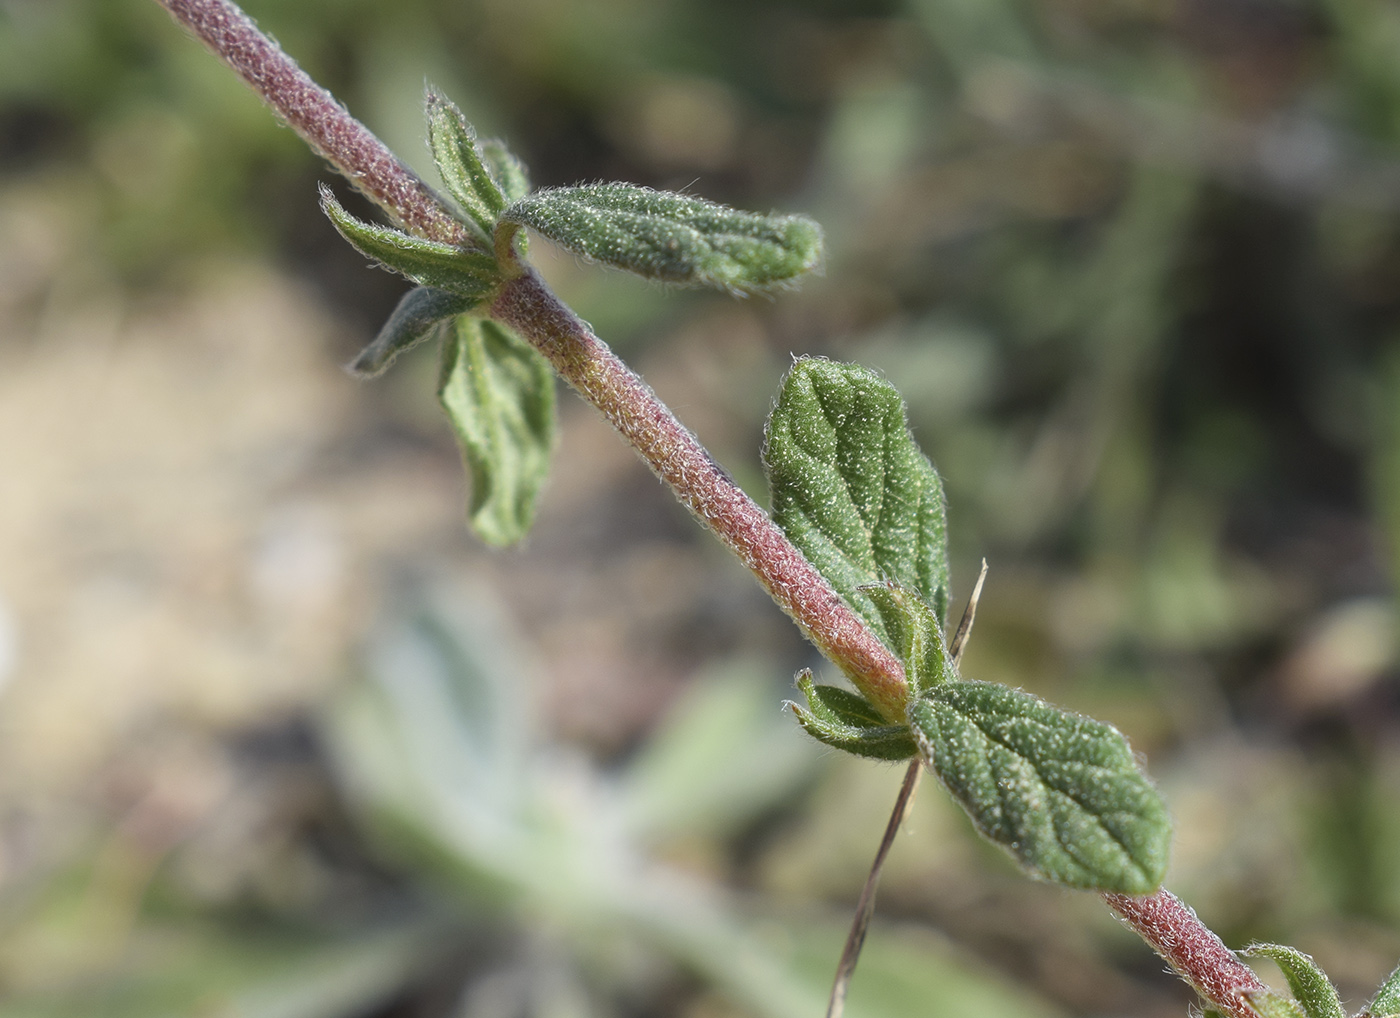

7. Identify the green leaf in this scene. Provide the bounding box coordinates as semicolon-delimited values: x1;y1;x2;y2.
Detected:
438;316;556;546
320;185;498;295
482;138;531;203
909;680;1170;893
786;670;918;760
1370;960;1400;1018
349;286;478;378
1244;945;1345;1018
863;583;955;697
425;88;508;238
496;183;823;293
1247;992;1309;1018
763;358;951;656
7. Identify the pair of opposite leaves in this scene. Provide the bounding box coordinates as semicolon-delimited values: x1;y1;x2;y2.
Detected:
324;89;1171;897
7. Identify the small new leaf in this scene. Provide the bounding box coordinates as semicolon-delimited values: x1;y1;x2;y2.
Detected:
439;317;556;547
1369;960;1400;1018
481;139;531;203
497;183;823;293
1246;992;1308;1018
320;186;498;295
909;681;1170;893
786;670;917;760
426;89;509;239
763;358;951;658
349;286;477;378
863;583;954;697
1244;945;1345;1018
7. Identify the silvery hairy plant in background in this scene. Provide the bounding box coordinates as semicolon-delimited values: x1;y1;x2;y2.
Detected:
152;3;1399;1017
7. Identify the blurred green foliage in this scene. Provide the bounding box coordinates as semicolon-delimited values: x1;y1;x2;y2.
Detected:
5;0;1400;1013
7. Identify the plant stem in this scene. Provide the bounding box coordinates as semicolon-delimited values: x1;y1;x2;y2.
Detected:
1104;890;1268;1018
153;0;1273;1009
155;0;909;719
153;0;469;248
489;269;910;719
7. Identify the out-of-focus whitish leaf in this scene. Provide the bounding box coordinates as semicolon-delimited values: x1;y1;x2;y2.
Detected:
321;596;1068;1018
618;661;821;842
776;920;1064;1018
0;918;443;1018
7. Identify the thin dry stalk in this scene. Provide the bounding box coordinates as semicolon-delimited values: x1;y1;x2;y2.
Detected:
824;559;988;1018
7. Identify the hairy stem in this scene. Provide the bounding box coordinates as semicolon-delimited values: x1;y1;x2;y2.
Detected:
1105;890;1267;1018
154;0;469;247
154;0;1272;1007
489;269;909;717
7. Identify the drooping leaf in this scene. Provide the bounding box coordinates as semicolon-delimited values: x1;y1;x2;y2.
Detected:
863;583;954;697
909;680;1170;893
348;286;478;378
496;183;823;293
320;185;498;295
438;316;556;546
1243;945;1345;1018
1370;960;1400;1018
425;89;508;238
763;358;951;656
786;670;917;760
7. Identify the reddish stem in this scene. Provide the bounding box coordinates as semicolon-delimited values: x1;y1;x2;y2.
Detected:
153;0;469;247
154;1;1272;1009
1105;890;1267;1018
489;270;909;719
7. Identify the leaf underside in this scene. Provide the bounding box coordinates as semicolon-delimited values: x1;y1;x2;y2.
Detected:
349;286;477;378
438;317;556;547
910;680;1170;894
498;183;823;293
764;357;951;655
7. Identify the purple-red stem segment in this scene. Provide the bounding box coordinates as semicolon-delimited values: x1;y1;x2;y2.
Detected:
154;0;469;247
153;0;1269;1012
487;270;911;719
1105;891;1268;1018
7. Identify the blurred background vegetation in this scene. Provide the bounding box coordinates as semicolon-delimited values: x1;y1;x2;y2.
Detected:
2;0;1400;1015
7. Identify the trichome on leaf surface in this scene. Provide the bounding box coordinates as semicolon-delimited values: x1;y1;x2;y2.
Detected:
152;1;1400;1016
